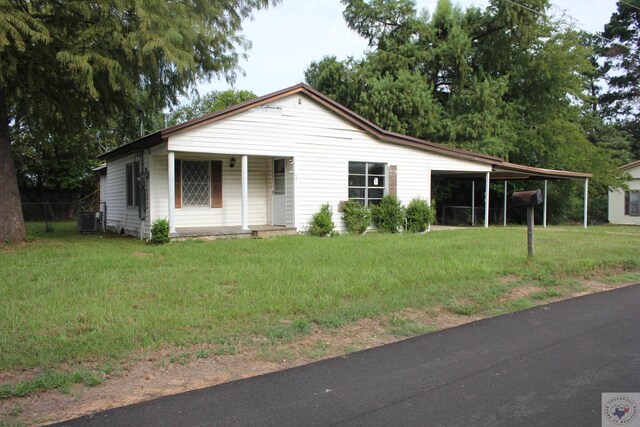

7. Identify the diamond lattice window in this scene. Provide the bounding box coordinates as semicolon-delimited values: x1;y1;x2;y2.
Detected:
182;160;210;206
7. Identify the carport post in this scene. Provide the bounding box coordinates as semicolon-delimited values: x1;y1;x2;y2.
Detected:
484;172;490;228
583;177;588;229
503;180;507;227
471;181;475;226
543;180;548;228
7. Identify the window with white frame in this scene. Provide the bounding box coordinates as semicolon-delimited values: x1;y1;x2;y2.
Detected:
626;190;639;216
348;161;386;206
125;161;140;207
182;160;210;206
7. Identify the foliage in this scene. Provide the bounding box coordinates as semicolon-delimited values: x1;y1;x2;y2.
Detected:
371;195;405;232
405;198;435;232
599;0;640;159
342;199;371;234
1;222;638;372
309;203;335;236
0;0;280;242
0;369;103;399
150;218;170;244
168;90;257;126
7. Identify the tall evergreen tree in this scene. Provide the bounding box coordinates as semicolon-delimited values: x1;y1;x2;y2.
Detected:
600;0;640;159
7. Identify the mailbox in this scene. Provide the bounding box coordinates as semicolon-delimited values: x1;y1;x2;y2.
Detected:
512;189;543;207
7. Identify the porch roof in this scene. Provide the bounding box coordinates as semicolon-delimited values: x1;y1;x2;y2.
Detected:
98;84;591;181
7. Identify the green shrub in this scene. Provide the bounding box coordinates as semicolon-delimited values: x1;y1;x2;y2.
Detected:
371;195;405;233
150;218;170;244
342;200;370;234
309;203;335;237
406;198;436;233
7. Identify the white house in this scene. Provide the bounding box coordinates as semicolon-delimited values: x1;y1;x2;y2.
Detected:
99;84;591;239
608;160;640;225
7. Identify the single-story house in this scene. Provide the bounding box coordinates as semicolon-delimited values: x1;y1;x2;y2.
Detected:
98;84;592;239
608;160;640;225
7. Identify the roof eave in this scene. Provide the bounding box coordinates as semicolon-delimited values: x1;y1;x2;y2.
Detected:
98;131;163;161
618;160;640;171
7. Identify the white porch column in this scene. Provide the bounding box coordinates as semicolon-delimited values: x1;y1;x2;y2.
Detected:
543;180;548;228
484;172;490;228
241;155;249;230
168;151;176;234
503;180;507;227
471;181;475;226
583;177;589;229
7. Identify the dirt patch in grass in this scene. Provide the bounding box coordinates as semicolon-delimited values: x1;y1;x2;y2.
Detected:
1;277;638;426
501;285;544;301
130;251;151;257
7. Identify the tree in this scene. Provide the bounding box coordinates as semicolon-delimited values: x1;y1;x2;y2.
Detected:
168;89;257;126
0;0;278;242
600;0;640;159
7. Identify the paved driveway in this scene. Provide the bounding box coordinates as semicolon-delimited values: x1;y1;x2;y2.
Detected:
55;284;640;426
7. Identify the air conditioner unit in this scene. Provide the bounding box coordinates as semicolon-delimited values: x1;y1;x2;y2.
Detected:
77;211;99;233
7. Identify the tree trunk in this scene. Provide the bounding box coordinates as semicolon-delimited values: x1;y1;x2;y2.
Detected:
0;88;26;242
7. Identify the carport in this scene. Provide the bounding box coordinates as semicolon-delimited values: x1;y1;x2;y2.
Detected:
432;162;592;228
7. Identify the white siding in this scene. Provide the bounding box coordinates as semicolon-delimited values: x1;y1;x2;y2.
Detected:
609;164;640;225
166;94;490;232
105;151;151;238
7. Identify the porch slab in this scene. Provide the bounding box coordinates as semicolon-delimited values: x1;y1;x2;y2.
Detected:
173;225;297;241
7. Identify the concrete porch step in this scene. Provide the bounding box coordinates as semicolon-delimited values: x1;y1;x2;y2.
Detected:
251;226;298;238
172;225;297;241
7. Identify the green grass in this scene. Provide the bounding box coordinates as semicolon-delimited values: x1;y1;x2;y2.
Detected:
0;222;638;374
0;370;103;399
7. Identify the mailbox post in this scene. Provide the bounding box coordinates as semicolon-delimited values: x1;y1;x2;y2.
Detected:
512;189;543;257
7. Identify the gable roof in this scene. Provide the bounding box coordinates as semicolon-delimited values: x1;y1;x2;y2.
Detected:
99;83;591;180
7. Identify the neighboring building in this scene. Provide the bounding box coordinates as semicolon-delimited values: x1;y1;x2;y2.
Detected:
99;84;591;239
608;160;640;225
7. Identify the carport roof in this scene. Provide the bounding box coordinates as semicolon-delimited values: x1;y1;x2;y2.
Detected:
99;84;592;181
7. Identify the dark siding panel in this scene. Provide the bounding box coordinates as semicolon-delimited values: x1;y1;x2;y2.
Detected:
388;165;397;196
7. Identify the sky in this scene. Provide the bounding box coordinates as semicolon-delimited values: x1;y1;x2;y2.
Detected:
195;0;619;99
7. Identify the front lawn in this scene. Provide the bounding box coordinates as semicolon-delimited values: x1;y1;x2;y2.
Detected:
1;223;639;372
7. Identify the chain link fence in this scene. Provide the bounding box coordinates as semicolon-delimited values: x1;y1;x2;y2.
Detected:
22;190;104;233
439;205;504;226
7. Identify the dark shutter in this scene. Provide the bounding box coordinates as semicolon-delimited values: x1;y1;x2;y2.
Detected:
175;159;182;209
133;161;140;207
625;191;629;216
388;165;397;196
211;160;223;208
126;163;133;206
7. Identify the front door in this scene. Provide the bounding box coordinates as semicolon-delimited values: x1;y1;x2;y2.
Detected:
273;158;286;225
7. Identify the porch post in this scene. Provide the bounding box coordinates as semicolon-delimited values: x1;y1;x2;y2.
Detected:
484;172;490;228
503;180;507;227
583;177;589;229
241;155;249;230
168;151;176;234
543;179;548;228
471;181;475;226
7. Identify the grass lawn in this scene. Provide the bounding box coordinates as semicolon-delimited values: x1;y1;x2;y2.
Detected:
1;222;639;375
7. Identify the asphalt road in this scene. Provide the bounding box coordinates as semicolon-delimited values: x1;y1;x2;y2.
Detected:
55;284;640;427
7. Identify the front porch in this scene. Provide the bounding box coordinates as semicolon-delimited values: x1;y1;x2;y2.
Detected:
156;153;296;236
173;224;298;240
